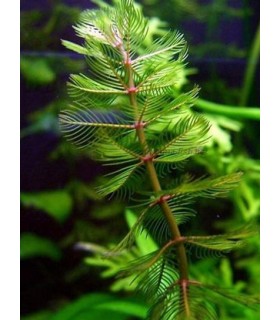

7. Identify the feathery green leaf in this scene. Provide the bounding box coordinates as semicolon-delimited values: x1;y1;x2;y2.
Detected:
152;114;210;162
167;172;243;199
185;222;257;259
95;163;146;198
59;106;134;150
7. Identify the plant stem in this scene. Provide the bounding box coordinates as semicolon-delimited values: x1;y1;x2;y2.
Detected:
239;25;260;106
196;98;260;120
125;56;191;316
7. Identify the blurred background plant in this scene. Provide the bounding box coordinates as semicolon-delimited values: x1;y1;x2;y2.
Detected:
21;0;259;319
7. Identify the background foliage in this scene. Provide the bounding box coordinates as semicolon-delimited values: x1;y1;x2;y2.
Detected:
21;0;259;319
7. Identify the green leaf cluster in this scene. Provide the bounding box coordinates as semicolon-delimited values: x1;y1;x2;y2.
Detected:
59;1;259;319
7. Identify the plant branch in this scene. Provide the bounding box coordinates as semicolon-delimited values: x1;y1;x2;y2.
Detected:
122;42;191;317
239;25;260;106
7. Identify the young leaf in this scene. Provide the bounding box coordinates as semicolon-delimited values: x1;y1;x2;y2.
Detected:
115;0;149;54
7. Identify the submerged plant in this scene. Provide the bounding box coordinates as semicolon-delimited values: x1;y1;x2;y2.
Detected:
59;0;259;318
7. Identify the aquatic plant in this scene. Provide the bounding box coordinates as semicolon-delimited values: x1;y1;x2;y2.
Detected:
59;1;259;318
